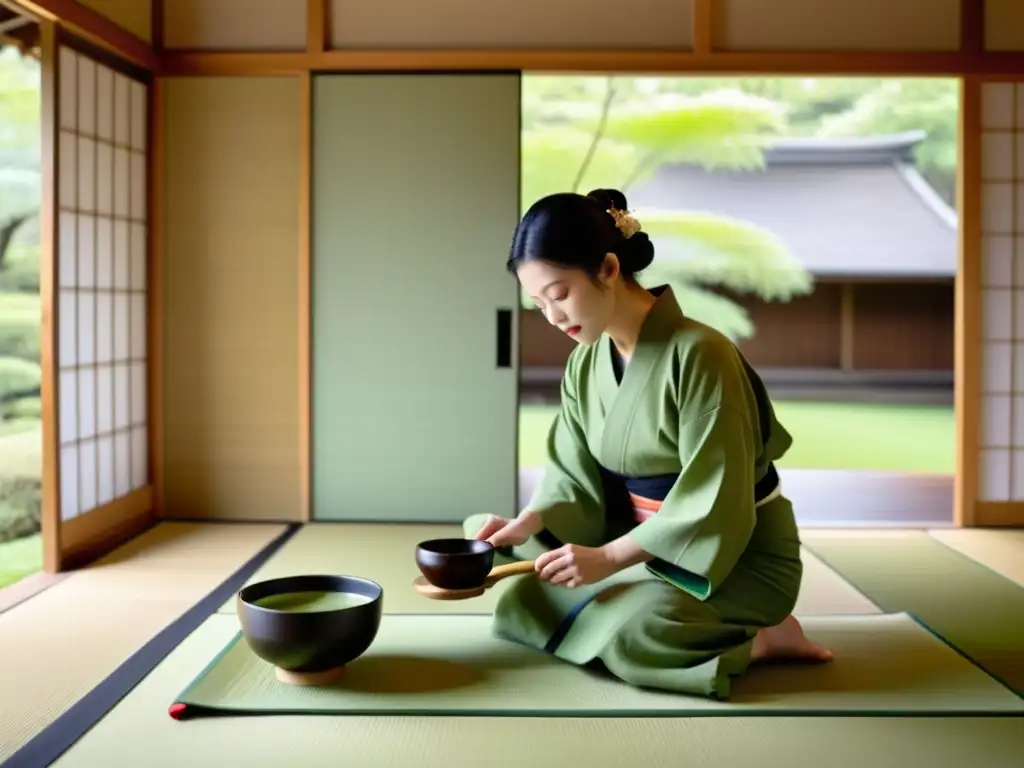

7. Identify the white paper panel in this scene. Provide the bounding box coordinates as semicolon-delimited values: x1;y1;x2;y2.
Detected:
130;362;146;424
78;438;98;513
1013;397;1024;447
114;430;131;497
130;426;147;490
113;219;129;288
1015;292;1024;339
77;366;96;439
96;142;113;215
982;132;1013;181
113;293;129;361
114;73;130;146
77;56;96;136
983;394;1012;447
982;288;1013;340
96;363;113;434
59;370;77;444
717;0;959;51
1013;343;1024;392
77;291;95;365
982;236;1014;287
1017;183;1024;231
1016;237;1024;288
980;449;1011;501
130;80;146;151
114;147;130;217
59;48;77;131
1017;85;1024;130
97;434;115;505
60;445;79;519
981;84;1014;130
56;45;152;514
96;65;114;142
1013;451;1024;500
95;291;113;363
59;131;77;208
330;0;693;49
77;215;95;287
130;224;146;290
130;152;146;221
96;217;113;289
59;290;76;368
982;182;1014;234
983;341;1012;393
130;294;146;359
77;136;95;212
58;212;77;288
114;363;130;429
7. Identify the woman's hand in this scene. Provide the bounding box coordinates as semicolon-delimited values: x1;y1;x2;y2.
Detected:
533;543;618;588
472;511;543;548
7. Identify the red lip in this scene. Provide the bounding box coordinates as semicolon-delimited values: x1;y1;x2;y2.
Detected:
565;326;581;336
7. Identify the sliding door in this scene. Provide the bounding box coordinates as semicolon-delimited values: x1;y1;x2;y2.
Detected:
311;74;521;522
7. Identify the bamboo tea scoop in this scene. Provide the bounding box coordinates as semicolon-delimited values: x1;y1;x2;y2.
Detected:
413;560;536;600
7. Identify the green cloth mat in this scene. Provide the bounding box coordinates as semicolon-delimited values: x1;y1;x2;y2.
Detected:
803;531;1024;695
171;612;1024;719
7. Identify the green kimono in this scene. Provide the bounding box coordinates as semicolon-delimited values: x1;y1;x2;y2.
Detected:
463;286;803;699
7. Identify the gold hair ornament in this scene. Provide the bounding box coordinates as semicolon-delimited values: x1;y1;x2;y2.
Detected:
607;207;642;239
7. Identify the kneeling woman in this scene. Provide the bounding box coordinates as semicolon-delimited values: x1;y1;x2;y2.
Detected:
466;189;832;700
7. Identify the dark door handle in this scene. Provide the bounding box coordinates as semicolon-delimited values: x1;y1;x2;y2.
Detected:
496;308;512;368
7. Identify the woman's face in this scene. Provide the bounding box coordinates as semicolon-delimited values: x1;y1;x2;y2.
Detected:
517;256;619;346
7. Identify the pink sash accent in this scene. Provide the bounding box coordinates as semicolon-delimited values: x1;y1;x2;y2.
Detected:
630;493;662;523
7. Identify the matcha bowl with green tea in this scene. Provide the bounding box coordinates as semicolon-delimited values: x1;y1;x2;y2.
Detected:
236;574;383;686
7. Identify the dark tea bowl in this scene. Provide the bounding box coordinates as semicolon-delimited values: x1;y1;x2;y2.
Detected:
415;538;495;590
236;574;382;680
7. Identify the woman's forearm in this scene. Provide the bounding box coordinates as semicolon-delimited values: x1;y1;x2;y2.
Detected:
601;533;654;570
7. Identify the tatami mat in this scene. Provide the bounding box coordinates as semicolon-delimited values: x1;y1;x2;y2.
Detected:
0;521;286;763
802;529;1024;695
54;610;1024;767
928;529;1024;588
218;522;881;616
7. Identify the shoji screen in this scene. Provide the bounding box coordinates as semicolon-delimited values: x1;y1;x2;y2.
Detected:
979;82;1024;501
55;40;150;526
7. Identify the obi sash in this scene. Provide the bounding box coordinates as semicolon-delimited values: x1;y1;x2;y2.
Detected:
618;462;778;524
603;461;782;526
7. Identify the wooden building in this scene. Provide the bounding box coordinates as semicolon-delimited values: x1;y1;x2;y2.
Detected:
522;131;958;393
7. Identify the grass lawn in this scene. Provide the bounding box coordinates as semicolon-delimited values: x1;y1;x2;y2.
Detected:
518;400;955;474
0;532;40;589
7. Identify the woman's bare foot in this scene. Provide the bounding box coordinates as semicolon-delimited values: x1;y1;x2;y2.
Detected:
750;615;834;664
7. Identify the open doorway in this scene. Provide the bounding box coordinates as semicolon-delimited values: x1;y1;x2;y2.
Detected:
517;75;959;527
0;5;41;589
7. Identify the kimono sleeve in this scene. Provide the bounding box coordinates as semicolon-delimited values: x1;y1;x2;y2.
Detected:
628;402;758;601
525;356;607;548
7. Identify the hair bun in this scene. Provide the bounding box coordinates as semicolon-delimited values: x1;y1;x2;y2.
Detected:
623;231;654;273
586;188;654;274
586;188;629;212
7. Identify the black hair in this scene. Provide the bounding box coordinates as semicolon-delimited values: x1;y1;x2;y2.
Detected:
506;188;655;281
